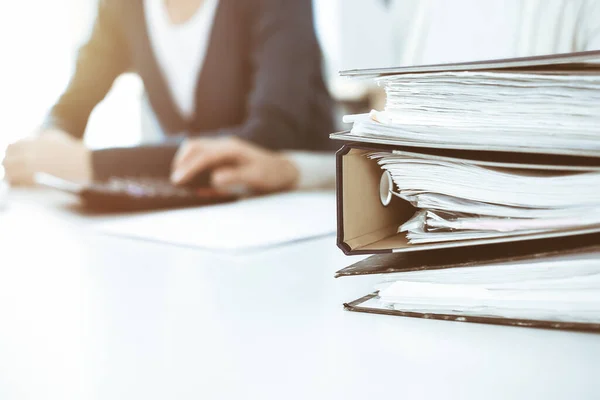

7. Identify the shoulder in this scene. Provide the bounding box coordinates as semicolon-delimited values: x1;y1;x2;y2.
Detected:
97;0;138;22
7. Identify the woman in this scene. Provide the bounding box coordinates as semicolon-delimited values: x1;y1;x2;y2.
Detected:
3;0;337;192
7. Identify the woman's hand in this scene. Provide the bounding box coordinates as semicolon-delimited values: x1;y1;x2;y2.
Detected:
2;129;92;185
171;137;299;193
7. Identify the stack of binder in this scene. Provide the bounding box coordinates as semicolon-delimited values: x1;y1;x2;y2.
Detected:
331;51;600;332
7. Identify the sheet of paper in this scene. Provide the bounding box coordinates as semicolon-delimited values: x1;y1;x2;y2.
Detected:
342;70;600;155
369;151;600;243
94;191;336;252
377;254;600;323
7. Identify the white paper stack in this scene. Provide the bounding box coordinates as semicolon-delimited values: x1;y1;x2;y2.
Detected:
376;253;600;323
370;151;600;244
333;52;600;330
343;72;600;155
333;51;600;156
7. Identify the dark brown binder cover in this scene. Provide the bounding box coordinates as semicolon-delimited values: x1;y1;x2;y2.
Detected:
335;238;600;278
335;143;600;255
343;293;600;333
340;50;600;77
338;242;600;332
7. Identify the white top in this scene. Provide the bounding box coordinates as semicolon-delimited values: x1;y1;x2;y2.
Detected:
144;0;220;119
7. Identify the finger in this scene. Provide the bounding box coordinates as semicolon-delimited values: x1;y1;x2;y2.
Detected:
211;165;252;187
213;164;273;194
172;147;245;185
211;166;256;195
172;141;203;172
2;153;36;184
171;140;247;184
5;142;27;158
172;137;245;172
2;155;26;172
4;165;34;186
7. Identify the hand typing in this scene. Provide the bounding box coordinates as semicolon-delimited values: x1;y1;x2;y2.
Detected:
171;137;299;193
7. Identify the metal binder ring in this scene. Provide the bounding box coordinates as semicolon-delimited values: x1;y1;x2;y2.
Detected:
379;170;393;207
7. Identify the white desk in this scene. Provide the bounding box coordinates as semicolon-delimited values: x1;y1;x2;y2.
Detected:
1;189;599;400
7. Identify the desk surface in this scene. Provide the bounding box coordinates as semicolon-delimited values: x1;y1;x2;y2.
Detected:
1;189;599;400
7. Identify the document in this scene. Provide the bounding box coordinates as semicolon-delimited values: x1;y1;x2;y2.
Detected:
94;191;336;251
370;151;600;244
376;253;600;323
337;65;600;156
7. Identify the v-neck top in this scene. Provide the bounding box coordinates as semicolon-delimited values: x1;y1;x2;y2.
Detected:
46;0;335;152
144;0;220;119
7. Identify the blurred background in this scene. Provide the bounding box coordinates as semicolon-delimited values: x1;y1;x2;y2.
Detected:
0;0;395;154
0;0;597;155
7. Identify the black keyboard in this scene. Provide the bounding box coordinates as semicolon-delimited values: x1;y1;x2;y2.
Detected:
35;174;238;211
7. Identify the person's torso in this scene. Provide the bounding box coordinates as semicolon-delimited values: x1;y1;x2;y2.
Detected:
144;0;220;121
117;0;253;136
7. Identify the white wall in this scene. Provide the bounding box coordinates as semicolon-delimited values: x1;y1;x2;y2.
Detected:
0;0;142;154
313;0;394;99
0;1;80;150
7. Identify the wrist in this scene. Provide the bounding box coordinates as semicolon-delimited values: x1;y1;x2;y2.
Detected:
80;148;93;183
282;151;336;190
66;145;92;184
278;154;300;191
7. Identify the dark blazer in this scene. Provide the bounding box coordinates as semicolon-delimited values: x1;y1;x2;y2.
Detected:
46;0;336;179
